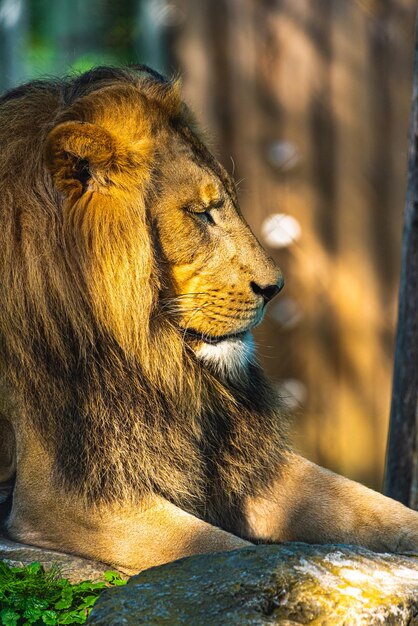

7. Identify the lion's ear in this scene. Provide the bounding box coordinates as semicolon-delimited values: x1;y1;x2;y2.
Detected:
44;121;151;198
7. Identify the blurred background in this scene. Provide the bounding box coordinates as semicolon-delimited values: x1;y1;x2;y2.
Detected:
0;0;415;490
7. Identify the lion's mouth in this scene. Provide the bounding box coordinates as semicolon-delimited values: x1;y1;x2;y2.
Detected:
183;329;247;345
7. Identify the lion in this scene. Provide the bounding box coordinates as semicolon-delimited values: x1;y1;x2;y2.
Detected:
0;65;417;574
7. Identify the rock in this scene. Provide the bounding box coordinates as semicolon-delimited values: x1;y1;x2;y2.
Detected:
0;534;117;583
87;543;418;625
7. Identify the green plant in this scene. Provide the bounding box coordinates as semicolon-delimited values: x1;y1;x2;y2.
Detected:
0;561;126;625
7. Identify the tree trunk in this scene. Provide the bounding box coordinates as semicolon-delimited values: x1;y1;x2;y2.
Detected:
384;13;418;509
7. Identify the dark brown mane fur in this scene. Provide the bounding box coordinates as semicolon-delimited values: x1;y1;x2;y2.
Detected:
0;67;288;536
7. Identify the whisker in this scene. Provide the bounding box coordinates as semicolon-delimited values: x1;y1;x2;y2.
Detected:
152;302;214;322
200;308;258;323
181;304;210;342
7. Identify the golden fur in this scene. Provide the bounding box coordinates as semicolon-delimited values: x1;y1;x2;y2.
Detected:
0;66;286;533
1;66;417;572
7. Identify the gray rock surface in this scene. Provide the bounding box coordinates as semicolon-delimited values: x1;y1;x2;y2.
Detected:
0;534;115;582
87;543;418;625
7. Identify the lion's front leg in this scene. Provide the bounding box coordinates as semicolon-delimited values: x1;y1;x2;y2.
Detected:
8;481;250;574
245;453;418;553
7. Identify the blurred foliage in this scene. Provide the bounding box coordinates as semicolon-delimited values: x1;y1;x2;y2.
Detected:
0;0;167;92
27;0;136;72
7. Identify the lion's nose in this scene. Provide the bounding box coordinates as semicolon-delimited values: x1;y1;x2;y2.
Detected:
250;276;284;304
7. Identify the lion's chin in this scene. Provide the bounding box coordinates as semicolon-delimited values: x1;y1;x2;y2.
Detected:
191;331;254;376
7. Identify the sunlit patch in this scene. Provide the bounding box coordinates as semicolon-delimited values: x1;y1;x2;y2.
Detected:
0;0;23;28
193;332;254;376
276;378;307;410
266;141;300;171
261;213;301;248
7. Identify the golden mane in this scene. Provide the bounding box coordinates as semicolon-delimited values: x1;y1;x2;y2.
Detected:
0;67;287;534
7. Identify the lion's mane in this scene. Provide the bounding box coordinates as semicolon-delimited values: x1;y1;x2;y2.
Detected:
0;67;287;535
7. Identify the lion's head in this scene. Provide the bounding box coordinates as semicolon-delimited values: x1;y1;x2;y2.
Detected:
0;67;286;528
42;67;283;375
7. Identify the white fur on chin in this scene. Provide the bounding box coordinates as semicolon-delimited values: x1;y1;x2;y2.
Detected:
194;332;254;376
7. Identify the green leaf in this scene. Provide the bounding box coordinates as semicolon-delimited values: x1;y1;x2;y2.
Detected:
58;611;86;624
103;571;126;586
0;561;120;626
41;610;58;625
26;562;43;576
72;581;102;592
22;607;43;622
0;608;20;626
25;599;49;612
78;595;98;609
54;594;73;610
